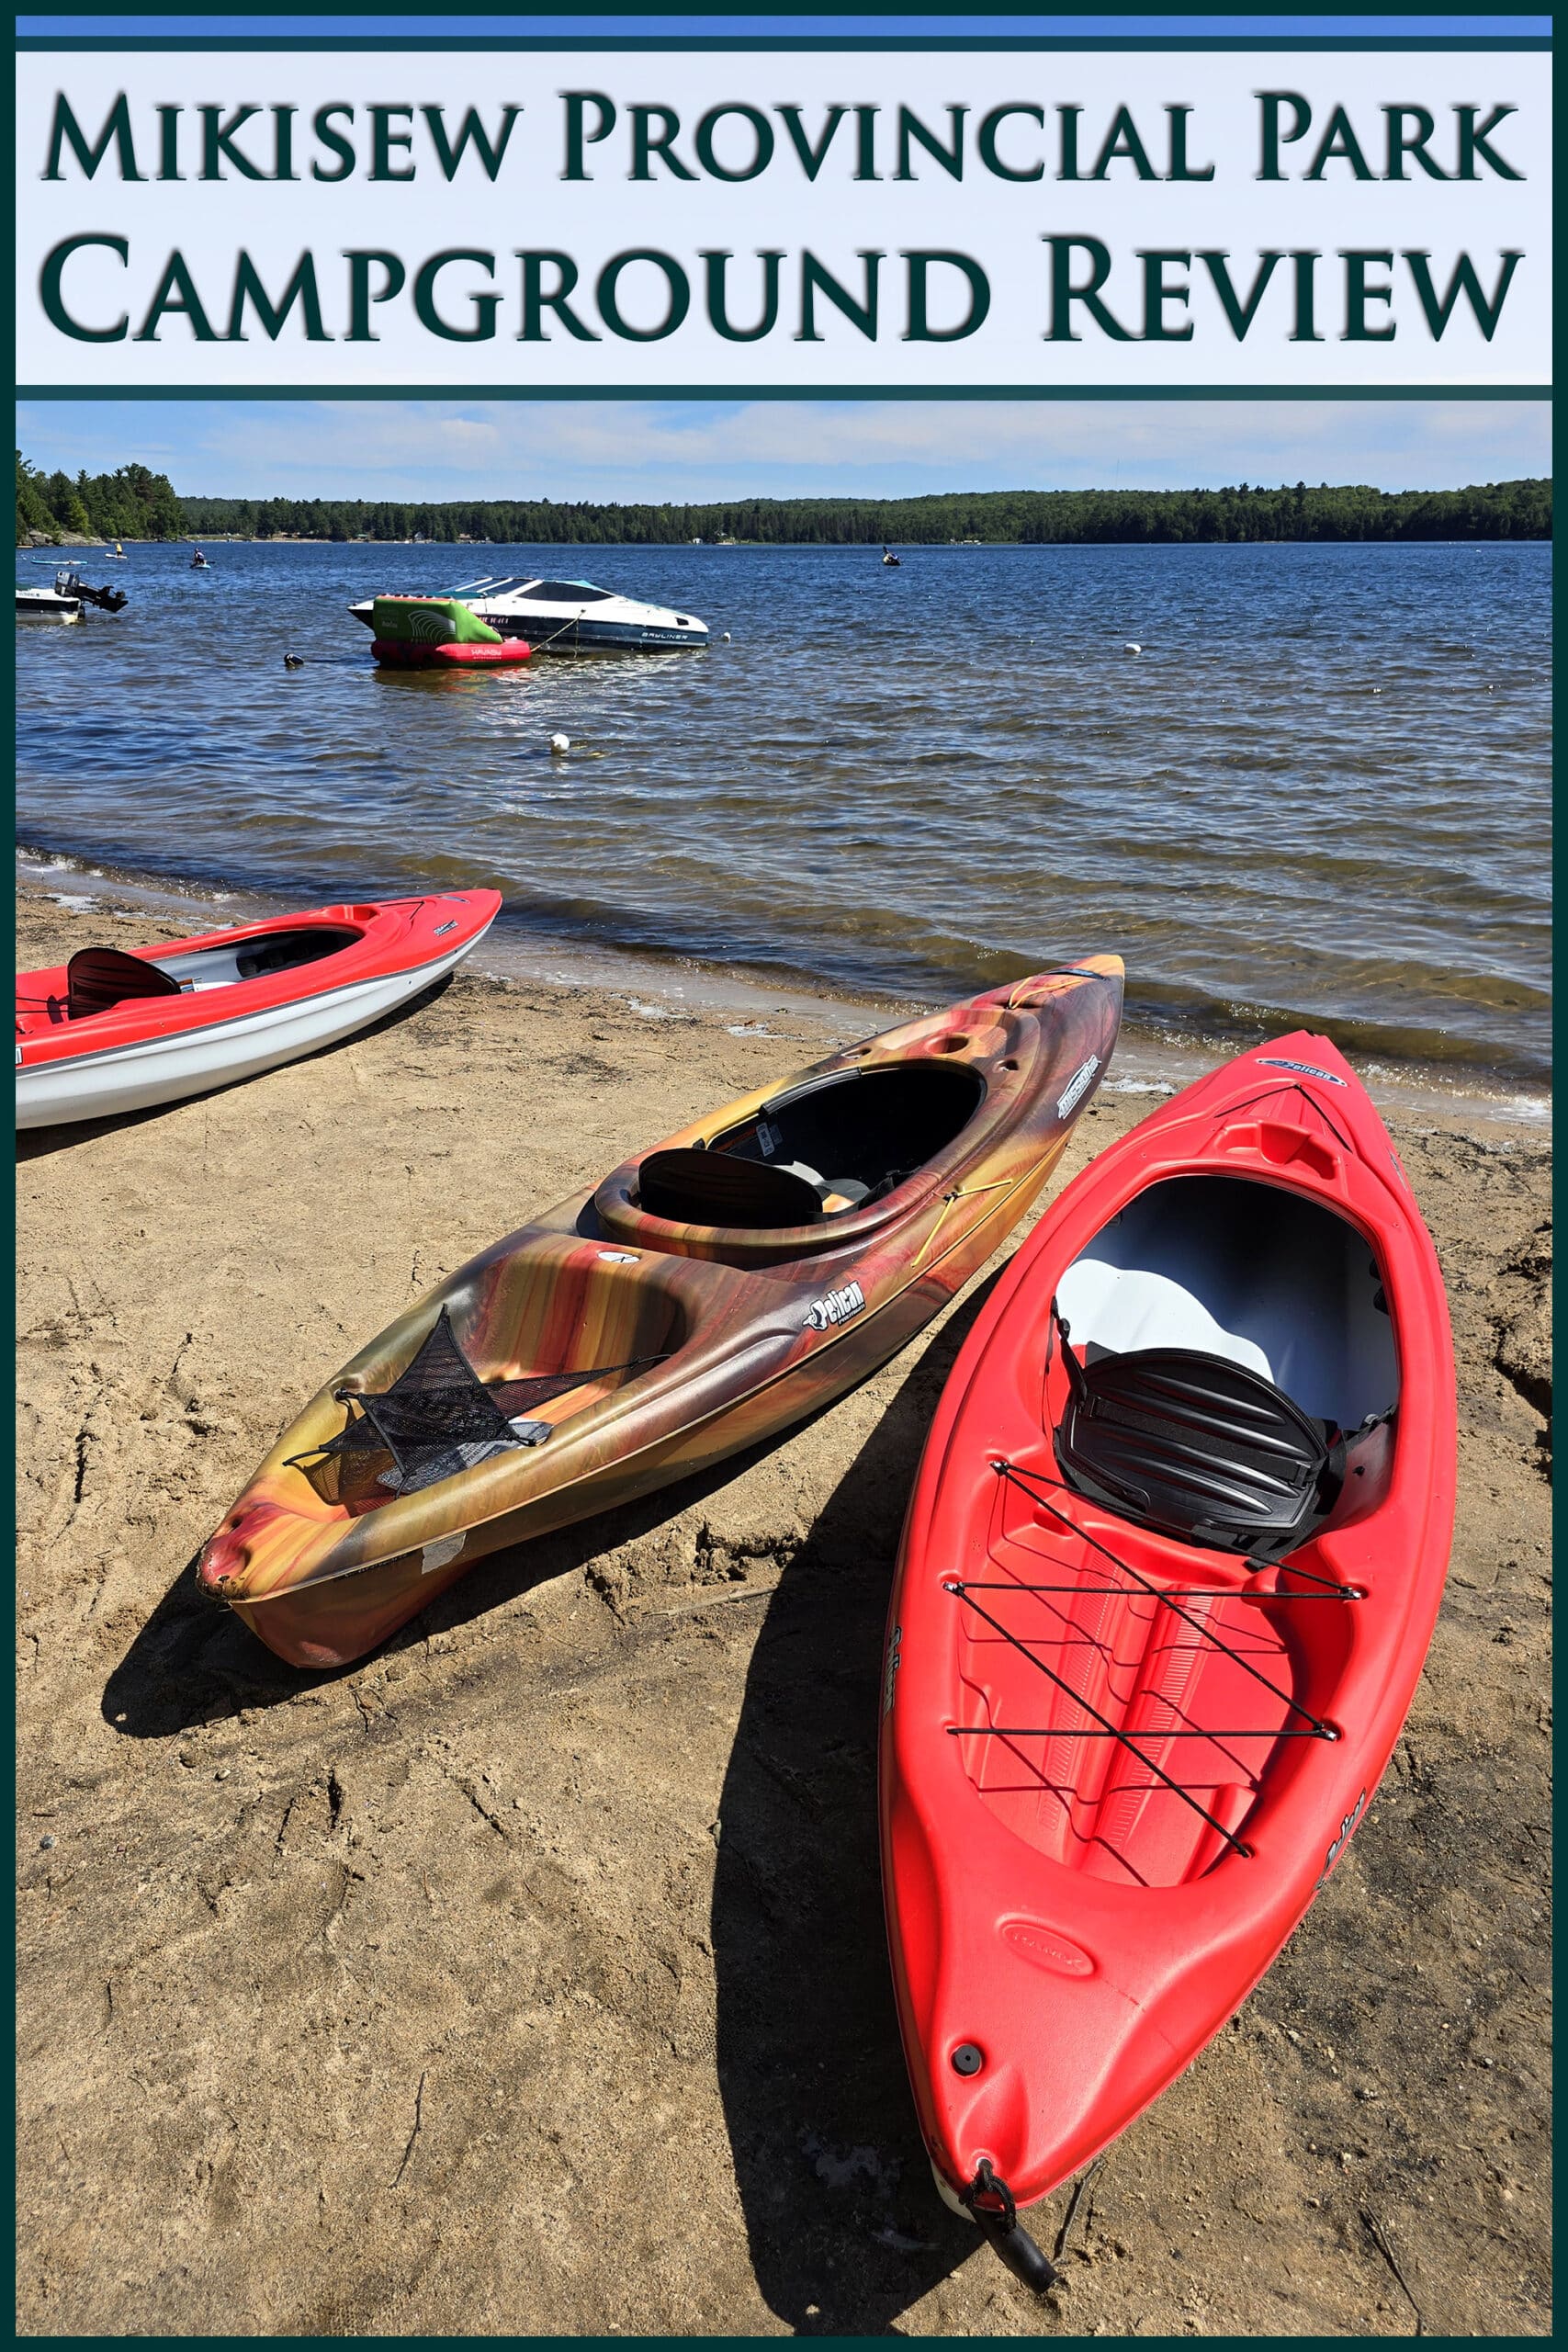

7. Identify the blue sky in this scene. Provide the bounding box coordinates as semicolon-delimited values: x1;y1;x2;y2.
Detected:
15;398;1551;502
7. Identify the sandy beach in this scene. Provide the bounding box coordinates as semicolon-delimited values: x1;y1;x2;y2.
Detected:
16;878;1551;2337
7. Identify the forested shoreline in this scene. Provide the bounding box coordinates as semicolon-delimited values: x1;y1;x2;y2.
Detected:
17;450;1551;548
16;451;185;544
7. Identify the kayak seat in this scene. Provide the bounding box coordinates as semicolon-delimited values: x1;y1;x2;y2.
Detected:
1055;1340;1345;1563
637;1146;824;1228
66;945;185;1021
763;1157;873;1211
703;1061;985;1212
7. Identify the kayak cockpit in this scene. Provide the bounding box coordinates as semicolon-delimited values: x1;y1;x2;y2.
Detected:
637;1060;987;1227
952;1174;1401;1889
1052;1174;1398;1560
1056;1175;1398;1431
16;925;367;1029
146;923;364;993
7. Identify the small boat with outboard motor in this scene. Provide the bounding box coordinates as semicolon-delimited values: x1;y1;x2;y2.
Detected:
349;573;708;655
17;571;82;622
16;566;127;621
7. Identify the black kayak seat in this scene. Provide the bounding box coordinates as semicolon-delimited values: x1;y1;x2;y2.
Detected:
66;945;184;1022
637;1146;824;1229
1054;1340;1345;1563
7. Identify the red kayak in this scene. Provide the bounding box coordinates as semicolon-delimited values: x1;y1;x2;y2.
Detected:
16;890;501;1128
880;1034;1456;2286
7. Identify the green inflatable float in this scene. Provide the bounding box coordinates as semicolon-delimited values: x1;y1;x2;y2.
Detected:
369;597;531;669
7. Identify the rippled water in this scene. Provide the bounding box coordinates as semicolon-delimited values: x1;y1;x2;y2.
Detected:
15;537;1551;1083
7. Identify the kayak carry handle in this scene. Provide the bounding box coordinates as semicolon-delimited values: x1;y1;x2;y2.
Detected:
960;2160;1059;2297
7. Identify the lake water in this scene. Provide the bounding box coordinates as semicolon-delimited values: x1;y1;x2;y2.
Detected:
15;537;1551;1090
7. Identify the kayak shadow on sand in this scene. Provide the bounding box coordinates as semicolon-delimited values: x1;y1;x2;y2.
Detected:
17;972;458;1163
96;1263;1022;2329
710;1273;1006;2336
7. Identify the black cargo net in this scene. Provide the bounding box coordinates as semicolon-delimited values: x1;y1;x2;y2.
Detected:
942;1456;1361;1863
287;1306;665;1501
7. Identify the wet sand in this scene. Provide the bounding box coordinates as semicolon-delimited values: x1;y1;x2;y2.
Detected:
16;882;1551;2336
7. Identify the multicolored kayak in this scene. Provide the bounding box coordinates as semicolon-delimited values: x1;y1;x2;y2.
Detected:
880;1035;1456;2289
15;892;501;1129
197;961;1124;1668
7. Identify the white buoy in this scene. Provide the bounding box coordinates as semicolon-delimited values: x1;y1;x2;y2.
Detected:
721;632;731;642
1124;641;1142;655
549;732;570;755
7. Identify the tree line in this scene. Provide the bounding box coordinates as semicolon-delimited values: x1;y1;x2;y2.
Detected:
16;450;186;545
17;450;1551;548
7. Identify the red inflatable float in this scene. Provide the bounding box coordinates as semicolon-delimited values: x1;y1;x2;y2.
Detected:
371;638;532;669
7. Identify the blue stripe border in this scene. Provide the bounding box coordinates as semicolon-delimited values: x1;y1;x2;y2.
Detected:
17;386;1553;401
15;32;1555;47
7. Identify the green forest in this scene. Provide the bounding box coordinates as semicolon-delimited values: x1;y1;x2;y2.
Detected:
17;448;1551;549
16;450;186;545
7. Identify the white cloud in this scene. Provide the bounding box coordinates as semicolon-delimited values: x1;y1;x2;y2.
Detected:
17;396;1551;502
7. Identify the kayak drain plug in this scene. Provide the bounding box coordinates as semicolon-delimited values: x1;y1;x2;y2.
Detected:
952;2043;984;2076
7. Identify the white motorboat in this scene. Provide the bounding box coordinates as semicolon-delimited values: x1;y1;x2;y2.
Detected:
348;573;708;654
17;568;84;622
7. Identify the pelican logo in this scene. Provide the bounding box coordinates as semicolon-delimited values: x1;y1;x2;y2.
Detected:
1001;1920;1096;1978
1055;1056;1100;1118
1314;1789;1367;1889
433;919;458;938
806;1279;865;1332
1259;1057;1348;1086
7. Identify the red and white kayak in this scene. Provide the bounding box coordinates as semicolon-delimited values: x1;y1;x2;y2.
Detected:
880;1034;1456;2287
16;890;501;1129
